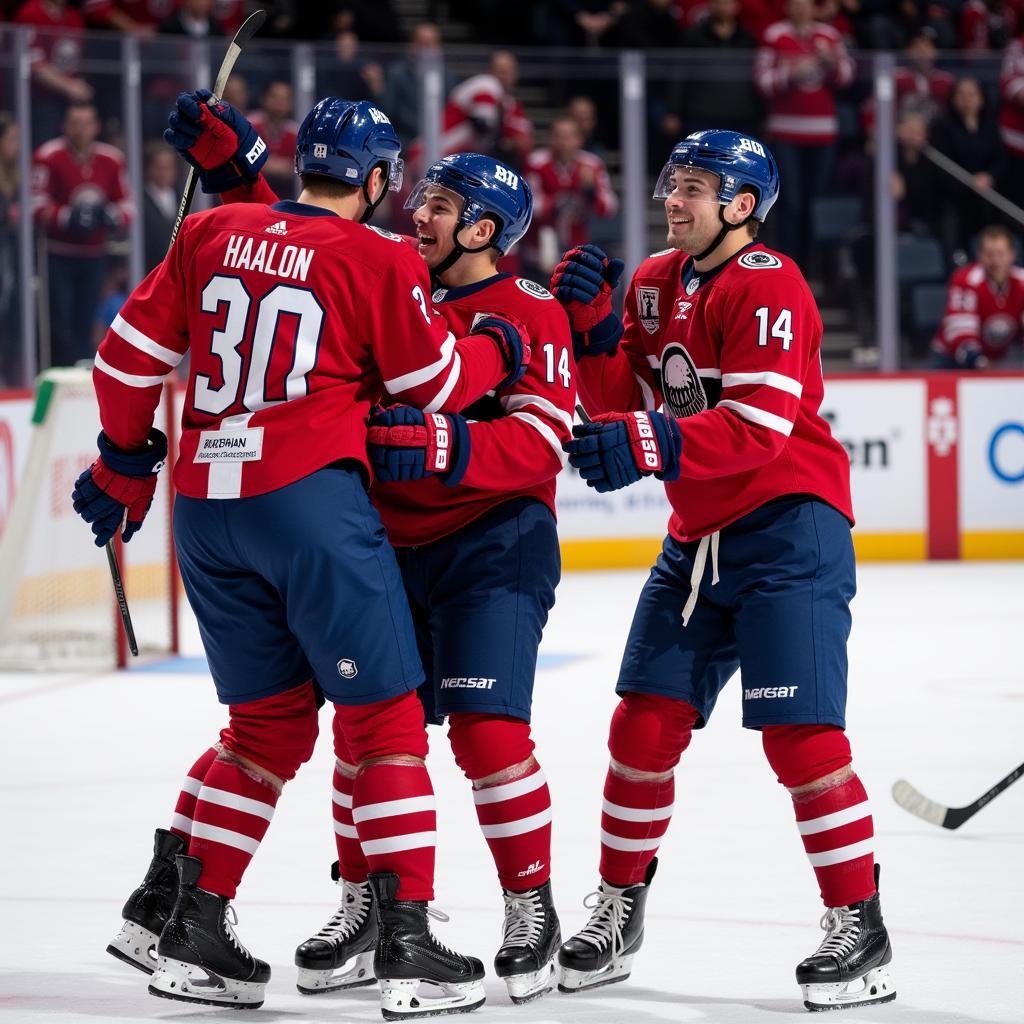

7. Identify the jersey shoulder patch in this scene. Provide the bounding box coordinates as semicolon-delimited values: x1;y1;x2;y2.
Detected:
366;225;403;242
515;278;554;300
737;250;784;271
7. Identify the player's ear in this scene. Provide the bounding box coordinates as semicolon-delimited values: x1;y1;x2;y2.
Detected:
368;165;387;204
726;190;756;227
470;216;497;249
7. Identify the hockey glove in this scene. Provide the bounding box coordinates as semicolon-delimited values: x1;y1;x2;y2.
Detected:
71;429;168;547
564;411;682;492
471;313;531;389
954;341;989;369
367;406;471;486
551;244;625;360
165;89;267;193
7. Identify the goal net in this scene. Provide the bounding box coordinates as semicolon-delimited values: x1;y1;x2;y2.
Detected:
0;367;179;670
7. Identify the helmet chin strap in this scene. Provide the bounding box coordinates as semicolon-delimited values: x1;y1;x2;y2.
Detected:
431;226;494;287
693;204;753;263
359;166;390;224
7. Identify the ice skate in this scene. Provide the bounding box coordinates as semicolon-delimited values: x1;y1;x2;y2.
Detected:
294;861;377;994
369;871;486;1020
557;857;656;993
493;881;561;1004
148;854;270;1009
106;828;183;974
797;865;895;1011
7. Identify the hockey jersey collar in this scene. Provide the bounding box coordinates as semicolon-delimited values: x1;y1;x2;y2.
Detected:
681;240;759;295
432;273;512;303
270;200;339;219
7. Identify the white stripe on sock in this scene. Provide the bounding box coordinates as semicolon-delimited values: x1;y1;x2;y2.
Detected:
360;831;437;855
472;769;547;806
196;785;276;821
806;838;874;868
332;787;353;809
600;828;664;853
478;808;552;839
602;798;675;823
353;795;435;824
797;799;871;836
171;812;193;834
190;820;262;855
333;821;359;839
181;777;203;797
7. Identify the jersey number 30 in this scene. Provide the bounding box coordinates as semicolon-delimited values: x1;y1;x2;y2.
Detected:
195;275;326;415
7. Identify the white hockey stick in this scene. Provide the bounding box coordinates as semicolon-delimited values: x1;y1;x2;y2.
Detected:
892;762;1024;830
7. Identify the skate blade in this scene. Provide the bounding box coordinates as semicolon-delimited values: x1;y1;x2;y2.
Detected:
106;919;160;975
802;966;896;1011
379;976;486;1020
149;955;266;1009
296;950;377;994
557;954;634;994
503;958;557;1004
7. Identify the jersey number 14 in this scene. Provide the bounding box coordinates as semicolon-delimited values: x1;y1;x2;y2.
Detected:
753;306;793;351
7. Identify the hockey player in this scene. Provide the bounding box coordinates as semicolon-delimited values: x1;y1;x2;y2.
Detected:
161;94;575;1006
77;96;530;1018
550;129;895;1012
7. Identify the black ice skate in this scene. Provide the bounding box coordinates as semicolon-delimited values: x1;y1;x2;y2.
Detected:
797;865;895;1011
494;881;561;1003
369;871;486;1020
557;858;657;993
294;861;377;994
106;827;183;974
148;854;270;1009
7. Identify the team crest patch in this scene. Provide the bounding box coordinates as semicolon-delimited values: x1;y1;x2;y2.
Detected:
432;287;448;303
685;276;700;296
660;343;707;419
313;143;328;158
366;226;402;241
637;286;661;334
337;658;358;679
516;278;553;300
738;251;783;270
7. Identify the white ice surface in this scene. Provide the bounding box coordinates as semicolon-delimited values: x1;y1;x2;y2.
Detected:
1;562;1022;1023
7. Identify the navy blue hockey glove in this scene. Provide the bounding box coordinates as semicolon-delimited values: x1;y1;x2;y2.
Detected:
564;411;682;492
165;89;267;193
367;406;471;486
551;244;625;360
471;312;531;389
71;429;168;547
61;201;104;236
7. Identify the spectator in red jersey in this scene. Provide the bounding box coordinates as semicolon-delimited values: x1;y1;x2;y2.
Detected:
31;102;133;367
83;0;169;34
525;114;618;274
932;224;1024;368
14;0;92;142
754;0;854;264
248;80;298;200
960;0;1021;51
931;77;1006;252
895;29;954;122
158;0;225;37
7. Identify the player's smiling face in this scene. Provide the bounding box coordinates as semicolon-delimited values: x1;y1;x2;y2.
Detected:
411;185;464;268
664;167;725;253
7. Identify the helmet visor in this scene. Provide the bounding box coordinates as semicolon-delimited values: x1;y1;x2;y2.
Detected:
403;178;465;214
387;157;404;194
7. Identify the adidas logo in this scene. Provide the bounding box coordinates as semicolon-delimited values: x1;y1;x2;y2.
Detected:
517;860;544;877
265;220;287;235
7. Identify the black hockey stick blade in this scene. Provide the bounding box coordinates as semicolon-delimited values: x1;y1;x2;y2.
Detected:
168;8;267;249
576;403;592;424
106;539;139;657
892;761;1024;829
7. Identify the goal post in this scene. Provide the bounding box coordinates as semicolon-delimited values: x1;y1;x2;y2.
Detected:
0;367;179;670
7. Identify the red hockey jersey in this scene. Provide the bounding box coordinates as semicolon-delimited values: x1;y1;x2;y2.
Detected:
577;244;853;542
372;274;575;547
932;262;1024;364
93;200;511;500
1000;37;1024;157
754;20;854;144
525;148;618;250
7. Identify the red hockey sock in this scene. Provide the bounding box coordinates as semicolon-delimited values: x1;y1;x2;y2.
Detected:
473;763;552;890
332;762;369;883
599;767;675;887
352;762;435;901
170;746;218;842
187;758;280;899
792;774;876;907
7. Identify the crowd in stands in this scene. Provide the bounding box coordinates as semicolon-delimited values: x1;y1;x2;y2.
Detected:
2;0;1024;379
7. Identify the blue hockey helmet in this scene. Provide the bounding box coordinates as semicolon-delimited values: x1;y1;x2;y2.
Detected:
653;129;780;222
404;153;533;254
294;97;403;193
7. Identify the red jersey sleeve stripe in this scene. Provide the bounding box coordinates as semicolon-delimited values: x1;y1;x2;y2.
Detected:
94;352;169;389
509;411;568;464
500;393;574;433
422;351;462;413
721;370;803;397
717;399;794;436
112;313;184;367
383;330;457;395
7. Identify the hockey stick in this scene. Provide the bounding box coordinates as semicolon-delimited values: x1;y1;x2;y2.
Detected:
104;8;266;657
892;762;1024;829
576;403;592;423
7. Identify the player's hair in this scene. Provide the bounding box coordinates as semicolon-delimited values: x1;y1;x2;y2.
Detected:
298;171;363;199
978;223;1014;248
